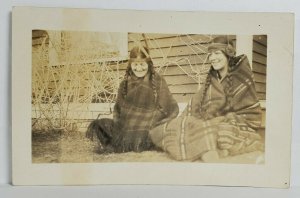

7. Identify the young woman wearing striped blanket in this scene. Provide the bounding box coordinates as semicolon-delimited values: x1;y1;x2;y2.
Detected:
150;36;264;162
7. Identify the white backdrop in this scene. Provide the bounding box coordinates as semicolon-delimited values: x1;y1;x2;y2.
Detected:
1;0;299;197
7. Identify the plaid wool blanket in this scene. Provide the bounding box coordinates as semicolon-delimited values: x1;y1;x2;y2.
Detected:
115;72;179;131
111;72;179;152
150;55;264;161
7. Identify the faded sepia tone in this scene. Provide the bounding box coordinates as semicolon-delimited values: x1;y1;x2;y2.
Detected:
32;31;266;163
12;7;293;187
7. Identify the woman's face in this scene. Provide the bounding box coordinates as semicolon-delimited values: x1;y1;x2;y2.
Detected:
208;50;229;71
130;59;149;78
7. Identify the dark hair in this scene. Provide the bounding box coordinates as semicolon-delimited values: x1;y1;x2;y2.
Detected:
122;46;158;103
210;36;234;46
198;67;213;118
208;36;236;58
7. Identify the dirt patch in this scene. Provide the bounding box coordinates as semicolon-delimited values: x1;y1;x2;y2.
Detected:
32;129;62;163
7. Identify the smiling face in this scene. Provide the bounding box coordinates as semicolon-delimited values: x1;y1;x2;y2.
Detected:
208;50;229;72
130;58;149;78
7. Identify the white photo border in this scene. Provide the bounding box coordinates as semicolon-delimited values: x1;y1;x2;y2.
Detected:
12;7;293;188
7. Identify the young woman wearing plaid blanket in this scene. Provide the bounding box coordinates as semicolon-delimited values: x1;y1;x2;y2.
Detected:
86;46;179;153
150;36;264;162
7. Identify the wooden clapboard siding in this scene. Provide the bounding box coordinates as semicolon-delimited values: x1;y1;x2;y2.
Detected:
252;62;266;74
152;54;209;65
149;45;207;58
129;33;178;41
253;35;267;47
253;41;267;56
255;82;266;93
253;52;267;65
128;33;235;45
32;32;267;130
164;75;198;85
253;35;267;100
169;84;199;94
253;72;266;83
129;34;212;49
157;64;210;76
33;32;268;105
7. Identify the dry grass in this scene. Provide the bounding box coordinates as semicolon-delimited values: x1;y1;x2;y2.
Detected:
32;129;264;164
32;129;176;163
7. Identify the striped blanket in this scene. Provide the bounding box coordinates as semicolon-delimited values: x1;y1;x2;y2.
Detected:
150;55;264;161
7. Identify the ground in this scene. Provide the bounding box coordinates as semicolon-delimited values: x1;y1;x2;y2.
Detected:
32;129;264;164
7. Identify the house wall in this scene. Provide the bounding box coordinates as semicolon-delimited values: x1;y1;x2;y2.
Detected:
32;31;267;130
252;35;267;101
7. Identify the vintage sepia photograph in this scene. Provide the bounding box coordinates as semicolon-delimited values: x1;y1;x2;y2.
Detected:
12;7;293;187
31;31;266;164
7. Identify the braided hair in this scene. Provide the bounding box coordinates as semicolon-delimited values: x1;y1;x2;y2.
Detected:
197;67;213;118
122;46;158;103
